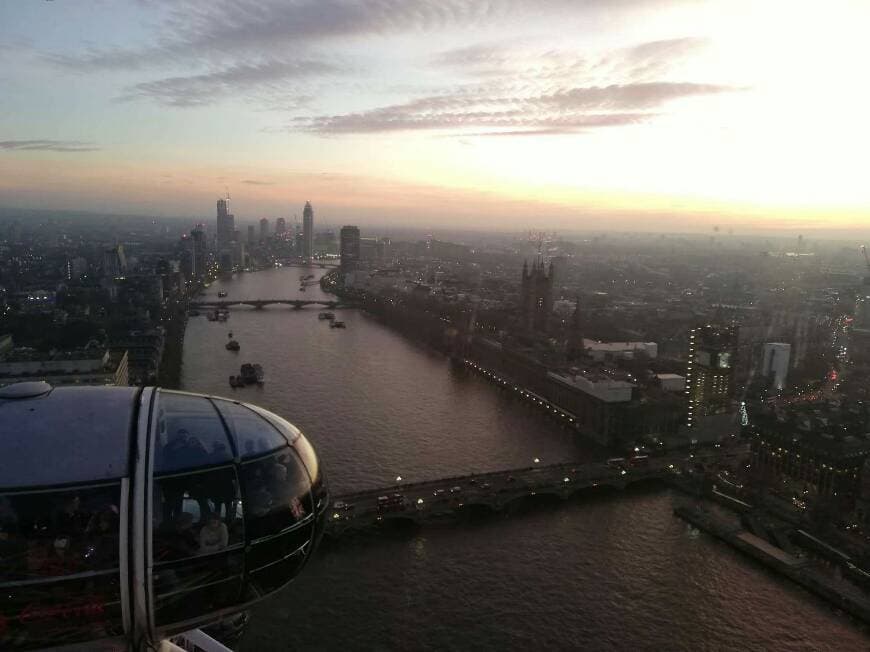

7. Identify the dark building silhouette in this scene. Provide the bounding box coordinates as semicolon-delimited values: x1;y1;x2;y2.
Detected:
520;259;554;333
340;225;360;272
302;201;314;259
188;225;205;280
216;199;234;251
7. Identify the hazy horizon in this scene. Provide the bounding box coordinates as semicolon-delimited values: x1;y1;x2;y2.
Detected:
2;1;868;232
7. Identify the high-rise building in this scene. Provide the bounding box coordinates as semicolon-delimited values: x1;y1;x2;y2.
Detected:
190;225;206;280
520;259;554;333
302;201;314;260
340;225;360;272
276;218;287;235
685;324;738;428
259;218;269;241
247;225;255;245
216;199;234;250
762;342;791;391
102;244;127;278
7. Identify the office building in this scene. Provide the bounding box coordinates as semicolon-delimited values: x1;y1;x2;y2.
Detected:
259;218;269;241
340;226;360;272
685;324;738;428
247;224;255;245
302;201;314;259
186;225;206;280
761;342;791;391
276;218;286;235
102;244;127;279
0;343;129;387
216;199;234;250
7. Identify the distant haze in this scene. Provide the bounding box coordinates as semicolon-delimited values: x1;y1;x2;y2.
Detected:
1;1;868;233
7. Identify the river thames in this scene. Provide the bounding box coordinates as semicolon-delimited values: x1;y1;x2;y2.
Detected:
181;266;869;651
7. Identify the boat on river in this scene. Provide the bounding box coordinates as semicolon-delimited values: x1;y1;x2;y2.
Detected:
226;340;240;351
330;320;346;329
229;375;245;388
318;312;335;321
240;363;264;384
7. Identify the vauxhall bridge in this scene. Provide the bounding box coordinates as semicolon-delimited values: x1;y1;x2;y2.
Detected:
325;457;678;537
191;298;348;310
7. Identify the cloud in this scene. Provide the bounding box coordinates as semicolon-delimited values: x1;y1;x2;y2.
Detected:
431;42;514;69
296;81;734;135
0;140;100;152
47;0;663;72
615;37;707;79
119;58;343;107
543;82;733;110
241;179;275;185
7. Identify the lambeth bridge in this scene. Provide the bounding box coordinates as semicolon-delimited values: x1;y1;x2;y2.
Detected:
190;298;347;310
325;457;678;537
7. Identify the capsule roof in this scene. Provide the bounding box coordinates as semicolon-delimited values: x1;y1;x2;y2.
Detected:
0;385;141;489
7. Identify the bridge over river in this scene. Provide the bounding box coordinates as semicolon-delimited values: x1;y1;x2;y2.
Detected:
325;457;678;537
190;298;348;310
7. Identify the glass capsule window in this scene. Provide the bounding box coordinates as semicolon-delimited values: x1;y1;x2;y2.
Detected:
212;399;288;458
240;447;313;542
151;466;245;627
0;483;123;650
154;393;234;474
251;407;328;511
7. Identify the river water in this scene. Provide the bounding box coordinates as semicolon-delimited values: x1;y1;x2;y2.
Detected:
182;267;869;651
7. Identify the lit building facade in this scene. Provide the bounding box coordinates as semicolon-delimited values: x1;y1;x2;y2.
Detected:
685;324;738;428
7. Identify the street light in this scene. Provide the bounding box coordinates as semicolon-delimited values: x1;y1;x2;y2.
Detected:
533;458;540;464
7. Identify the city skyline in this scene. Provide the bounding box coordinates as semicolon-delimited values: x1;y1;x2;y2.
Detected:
2;1;869;234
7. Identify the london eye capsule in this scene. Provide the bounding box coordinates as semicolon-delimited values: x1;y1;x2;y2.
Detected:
0;382;328;651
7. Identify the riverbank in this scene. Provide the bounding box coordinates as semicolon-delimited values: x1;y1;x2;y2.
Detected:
675;503;870;625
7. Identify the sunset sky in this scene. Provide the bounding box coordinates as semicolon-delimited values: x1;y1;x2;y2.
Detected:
1;0;868;232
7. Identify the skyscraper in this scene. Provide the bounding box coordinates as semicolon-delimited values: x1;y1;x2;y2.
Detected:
216;199;234;251
190;225;205;280
302;201;314;260
247;225;255;245
340;225;360;272
520;259;554;333
102;244;127;278
761;342;791;392
685;324;738;428
276;217;287;235
259;218;269;241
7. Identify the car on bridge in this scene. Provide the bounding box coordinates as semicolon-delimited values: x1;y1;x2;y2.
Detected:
377;493;406;513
